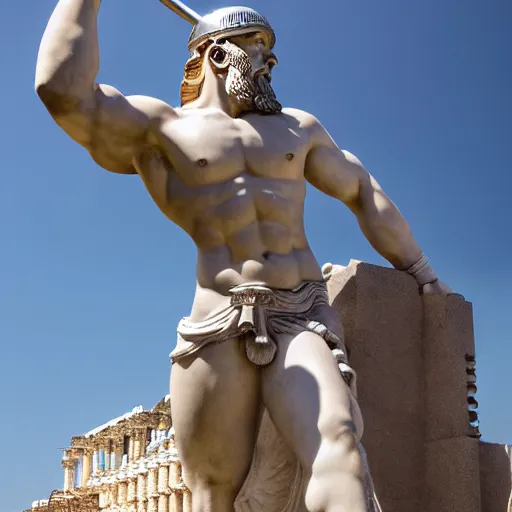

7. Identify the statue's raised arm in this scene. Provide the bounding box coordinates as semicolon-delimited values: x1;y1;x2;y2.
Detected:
35;0;174;175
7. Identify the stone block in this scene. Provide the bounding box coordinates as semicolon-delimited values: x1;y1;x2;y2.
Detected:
479;442;512;512
425;436;481;512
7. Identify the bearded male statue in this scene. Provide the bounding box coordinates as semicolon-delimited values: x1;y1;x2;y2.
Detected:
35;2;451;511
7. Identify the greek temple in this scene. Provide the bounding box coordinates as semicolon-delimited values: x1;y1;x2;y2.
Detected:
26;396;190;512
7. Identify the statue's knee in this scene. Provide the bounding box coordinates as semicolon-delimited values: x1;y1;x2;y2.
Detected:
182;453;249;494
314;416;363;478
187;478;240;510
318;414;358;447
305;425;365;512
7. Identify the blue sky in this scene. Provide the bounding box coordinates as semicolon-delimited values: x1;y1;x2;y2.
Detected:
1;0;511;510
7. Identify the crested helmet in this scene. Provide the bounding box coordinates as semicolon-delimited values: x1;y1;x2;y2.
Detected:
187;6;275;54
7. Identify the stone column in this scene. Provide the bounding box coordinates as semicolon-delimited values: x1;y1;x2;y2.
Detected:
62;449;78;491
168;461;180;489
182;491;192;512
128;432;135;462
168;461;182;512
148;497;159;512
134;429;146;461
158;465;170;494
169;493;182;512
118;482;128;507
137;469;148;504
114;440;124;470
158;495;169;512
134;438;142;461
92;450;99;475
128;476;137;505
148;464;159;498
82;450;92;486
107;481;118;508
104;443;111;472
99;488;109;509
110;450;117;471
62;460;76;491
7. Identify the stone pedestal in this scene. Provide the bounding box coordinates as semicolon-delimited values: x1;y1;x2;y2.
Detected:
325;260;511;512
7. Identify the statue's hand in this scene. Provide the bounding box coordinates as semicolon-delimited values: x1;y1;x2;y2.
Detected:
421;279;453;296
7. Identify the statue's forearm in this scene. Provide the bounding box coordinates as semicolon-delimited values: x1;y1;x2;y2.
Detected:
35;0;101;109
355;178;423;271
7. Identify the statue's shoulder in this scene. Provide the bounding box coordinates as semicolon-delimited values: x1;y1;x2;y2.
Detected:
281;107;324;131
126;95;180;123
281;108;328;145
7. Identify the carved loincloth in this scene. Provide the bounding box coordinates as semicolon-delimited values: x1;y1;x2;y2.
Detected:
170;281;356;392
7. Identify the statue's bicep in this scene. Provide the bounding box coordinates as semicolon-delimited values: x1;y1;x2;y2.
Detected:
305;146;363;204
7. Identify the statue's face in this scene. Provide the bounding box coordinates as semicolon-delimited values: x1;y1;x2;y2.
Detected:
209;31;281;114
229;31;277;82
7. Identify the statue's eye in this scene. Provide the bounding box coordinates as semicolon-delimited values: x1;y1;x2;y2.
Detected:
211;47;226;63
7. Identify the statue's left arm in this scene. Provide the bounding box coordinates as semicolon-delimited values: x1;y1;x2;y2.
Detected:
301;112;451;295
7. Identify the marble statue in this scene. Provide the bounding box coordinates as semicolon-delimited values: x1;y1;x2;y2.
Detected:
35;1;451;511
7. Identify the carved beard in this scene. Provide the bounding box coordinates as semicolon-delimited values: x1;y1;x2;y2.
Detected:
209;40;282;115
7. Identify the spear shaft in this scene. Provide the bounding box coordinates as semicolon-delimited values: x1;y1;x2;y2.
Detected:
158;0;202;25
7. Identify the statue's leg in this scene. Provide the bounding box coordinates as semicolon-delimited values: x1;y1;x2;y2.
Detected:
170;337;261;512
262;331;367;512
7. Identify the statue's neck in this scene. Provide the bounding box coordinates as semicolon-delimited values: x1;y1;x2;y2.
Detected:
185;70;246;118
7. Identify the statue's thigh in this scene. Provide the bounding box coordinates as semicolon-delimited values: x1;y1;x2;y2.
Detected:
170;337;261;487
261;331;359;470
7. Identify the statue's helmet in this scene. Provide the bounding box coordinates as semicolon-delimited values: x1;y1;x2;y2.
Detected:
187;6;276;54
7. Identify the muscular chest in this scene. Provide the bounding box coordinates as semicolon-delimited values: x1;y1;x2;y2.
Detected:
160;111;309;186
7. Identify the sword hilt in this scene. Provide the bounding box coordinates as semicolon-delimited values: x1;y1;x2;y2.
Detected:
159;0;202;25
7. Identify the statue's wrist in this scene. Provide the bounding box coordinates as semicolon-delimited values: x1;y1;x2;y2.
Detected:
406;253;438;286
